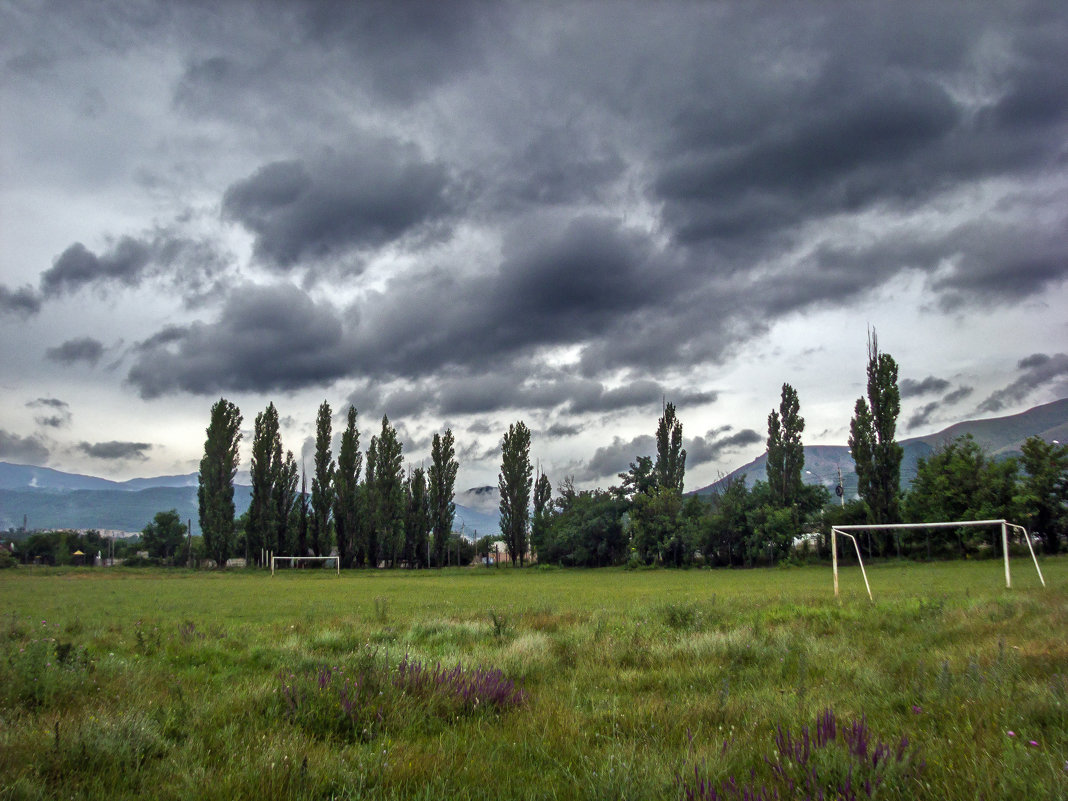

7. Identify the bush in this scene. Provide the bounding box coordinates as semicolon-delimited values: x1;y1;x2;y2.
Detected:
120;554;160;567
0;549;17;569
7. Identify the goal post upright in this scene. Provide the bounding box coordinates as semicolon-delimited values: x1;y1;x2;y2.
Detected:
830;519;1045;600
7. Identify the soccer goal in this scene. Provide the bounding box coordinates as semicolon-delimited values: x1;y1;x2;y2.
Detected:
830;519;1046;601
270;555;340;576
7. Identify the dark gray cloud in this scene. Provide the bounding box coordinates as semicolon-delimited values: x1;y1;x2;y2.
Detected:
978;353;1068;413
42;238;151;296
577;434;655;483
0;430;50;464
907;402;940;431
900;376;951;399
544;423;582;439
27;398;72;429
76;440;152;461
942;386;973;405
0;284;42;316
45;337;105;366
687;428;763;467
37;232;228;303
296;1;495;104
221;143;455;269
127;283;349;399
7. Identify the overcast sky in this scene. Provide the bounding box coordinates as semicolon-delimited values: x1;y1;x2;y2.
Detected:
2;0;1066;493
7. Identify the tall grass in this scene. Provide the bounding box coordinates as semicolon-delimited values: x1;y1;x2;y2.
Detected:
0;560;1064;800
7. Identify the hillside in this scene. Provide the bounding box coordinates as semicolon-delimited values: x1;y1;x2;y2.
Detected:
691;396;1067;497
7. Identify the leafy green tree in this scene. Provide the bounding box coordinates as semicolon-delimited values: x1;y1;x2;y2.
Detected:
541;488;627;566
904;435;1018;557
333;406;362;567
141;509;187;563
404;467;432;567
1017;436;1068;554
272;449;299;554
630;488;683;564
429;429;458;568
294;471;309;556
309;401;335;557
703;475;753;566
248;402;282;563
615;455;655;501
368;415;405;567
848;332;903;539
655;403;686;493
766;383;805;508
498;421;533;565
530;472;553;560
198;398;242;569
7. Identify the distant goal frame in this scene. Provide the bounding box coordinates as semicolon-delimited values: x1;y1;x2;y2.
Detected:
831;519;1046;601
270;555;340;576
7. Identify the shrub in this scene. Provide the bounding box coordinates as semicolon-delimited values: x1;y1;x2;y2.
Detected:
679;708;924;800
278;652;526;742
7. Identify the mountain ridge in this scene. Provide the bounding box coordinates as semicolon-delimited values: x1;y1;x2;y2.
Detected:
691;396;1068;497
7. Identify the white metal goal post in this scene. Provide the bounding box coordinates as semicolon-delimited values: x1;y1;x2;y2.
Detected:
270;555;340;576
831;519;1046;601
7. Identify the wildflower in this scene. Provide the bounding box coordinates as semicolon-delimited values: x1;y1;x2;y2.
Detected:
1028;741;1038;747
1007;731;1016;737
911;705;922;714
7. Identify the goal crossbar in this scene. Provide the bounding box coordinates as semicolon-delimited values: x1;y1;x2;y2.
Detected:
831;519;1045;601
270;555;340;576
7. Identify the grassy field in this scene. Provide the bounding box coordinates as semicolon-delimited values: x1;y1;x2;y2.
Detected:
1;559;1065;800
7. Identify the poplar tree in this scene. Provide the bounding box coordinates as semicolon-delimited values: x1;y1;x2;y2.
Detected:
272;449;299;554
766;383;805;508
429;429;458;567
530;472;553;560
309;401;335;556
198;398;242;569
849;331;903;529
295;471;309;556
368;415;404;567
404;467;432;567
248;402;281;563
655;402;686;493
333;406;362;567
499;421;533;565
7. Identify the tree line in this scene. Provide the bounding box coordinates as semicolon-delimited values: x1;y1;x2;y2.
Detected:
513;333;1067;567
194;331;1066;570
198;401;460;569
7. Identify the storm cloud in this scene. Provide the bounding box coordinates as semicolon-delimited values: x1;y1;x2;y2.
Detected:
222;143;455;269
27;398;72;429
0;430;50;464
76;441;152;461
979;353;1068;413
1;1;1065;485
46;337;104;366
900;376;951;399
687;428;764;467
0;284;42;316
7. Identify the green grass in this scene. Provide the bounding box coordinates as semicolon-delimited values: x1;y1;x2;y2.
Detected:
1;559;1065;800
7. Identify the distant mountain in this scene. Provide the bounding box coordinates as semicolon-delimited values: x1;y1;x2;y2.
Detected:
691;396;1068;497
0;486;251;535
0;462;125;491
454;487;500;538
0;462;494;539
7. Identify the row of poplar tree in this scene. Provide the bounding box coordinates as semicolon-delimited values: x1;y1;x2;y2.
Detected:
198;401;460;569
